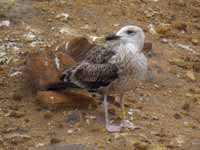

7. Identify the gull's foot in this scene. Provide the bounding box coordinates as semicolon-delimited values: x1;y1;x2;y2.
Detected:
120;120;139;130
106;125;122;132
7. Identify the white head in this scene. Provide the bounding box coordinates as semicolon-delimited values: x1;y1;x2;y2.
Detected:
106;25;145;50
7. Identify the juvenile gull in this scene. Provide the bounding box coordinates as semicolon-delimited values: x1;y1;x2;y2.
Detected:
47;25;148;132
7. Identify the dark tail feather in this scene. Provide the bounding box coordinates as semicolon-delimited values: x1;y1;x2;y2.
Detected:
46;82;82;91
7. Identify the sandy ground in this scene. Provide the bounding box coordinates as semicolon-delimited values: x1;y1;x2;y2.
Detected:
0;0;200;150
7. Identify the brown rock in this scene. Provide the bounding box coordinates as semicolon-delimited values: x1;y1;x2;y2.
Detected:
52;36;94;62
37;91;68;109
143;42;153;53
37;90;96;110
172;21;188;31
26;50;60;91
26;50;75;91
55;51;76;70
193;61;200;72
156;24;171;35
63;89;97;109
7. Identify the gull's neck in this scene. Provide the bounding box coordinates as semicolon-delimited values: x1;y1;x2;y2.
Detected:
121;38;144;52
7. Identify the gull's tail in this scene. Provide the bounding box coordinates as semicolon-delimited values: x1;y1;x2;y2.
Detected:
46;82;82;91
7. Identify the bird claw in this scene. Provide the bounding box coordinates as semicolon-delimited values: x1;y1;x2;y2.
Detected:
106;125;122;132
120;120;139;130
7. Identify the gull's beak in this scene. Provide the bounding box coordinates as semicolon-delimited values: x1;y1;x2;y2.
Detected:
105;34;121;41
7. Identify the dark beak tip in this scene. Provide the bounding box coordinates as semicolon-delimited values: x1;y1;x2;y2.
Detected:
105;34;120;41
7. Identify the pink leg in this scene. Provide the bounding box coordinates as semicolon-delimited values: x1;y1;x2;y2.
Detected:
104;95;122;132
119;94;138;130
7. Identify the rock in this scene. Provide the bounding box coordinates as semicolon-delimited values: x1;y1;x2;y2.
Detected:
12;93;22;101
156;24;171;35
194;95;200;105
63;89;97;109
193;61;200;72
182;101;190;112
26;50;75;91
186;70;196;81
4;133;30;144
50;137;61;144
26;50;60;91
169;59;194;69
55;51;76;69
143;42;153;53
23;32;37;42
55;13;69;22
65;110;81;125
43;111;53;119
174;113;182;119
54;36;94;62
36;91;71;109
151;146;167;150
0;20;10;27
133;141;149;150
172;21;187;31
36;91;96;110
36;144;94;150
148;24;157;35
6;111;25;118
191;39;199;45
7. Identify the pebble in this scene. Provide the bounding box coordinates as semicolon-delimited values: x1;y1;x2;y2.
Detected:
0;20;10;27
43;111;53;119
65;110;81;125
133;141;149;150
6;110;25;118
50;137;61;144
174;113;182;119
186;70;196;81
56;13;70;22
37;144;92;150
148;24;157;35
4;133;30;144
23;32;37;42
191;39;198;45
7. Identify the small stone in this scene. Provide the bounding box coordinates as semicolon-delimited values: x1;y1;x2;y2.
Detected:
148;24;157;35
191;39;199;45
161;38;168;43
194;95;200;105
182;102;190;111
156;24;171;35
186;70;196;81
38;144;92;150
7;111;25;118
36;91;70;110
173;21;187;31
67;129;74;134
143;42;153;53
65;110;81;125
12;93;22;101
56;13;69;22
43;111;53;119
4;133;30;144
169;59;194;69
133;141;148;150
0;20;10;27
174;113;182;119
193;61;200;72
23;32;36;42
50;137;61;144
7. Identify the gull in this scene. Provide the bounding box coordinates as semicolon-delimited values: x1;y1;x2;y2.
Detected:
47;25;148;132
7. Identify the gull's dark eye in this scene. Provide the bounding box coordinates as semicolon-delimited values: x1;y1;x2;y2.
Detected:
127;30;135;34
